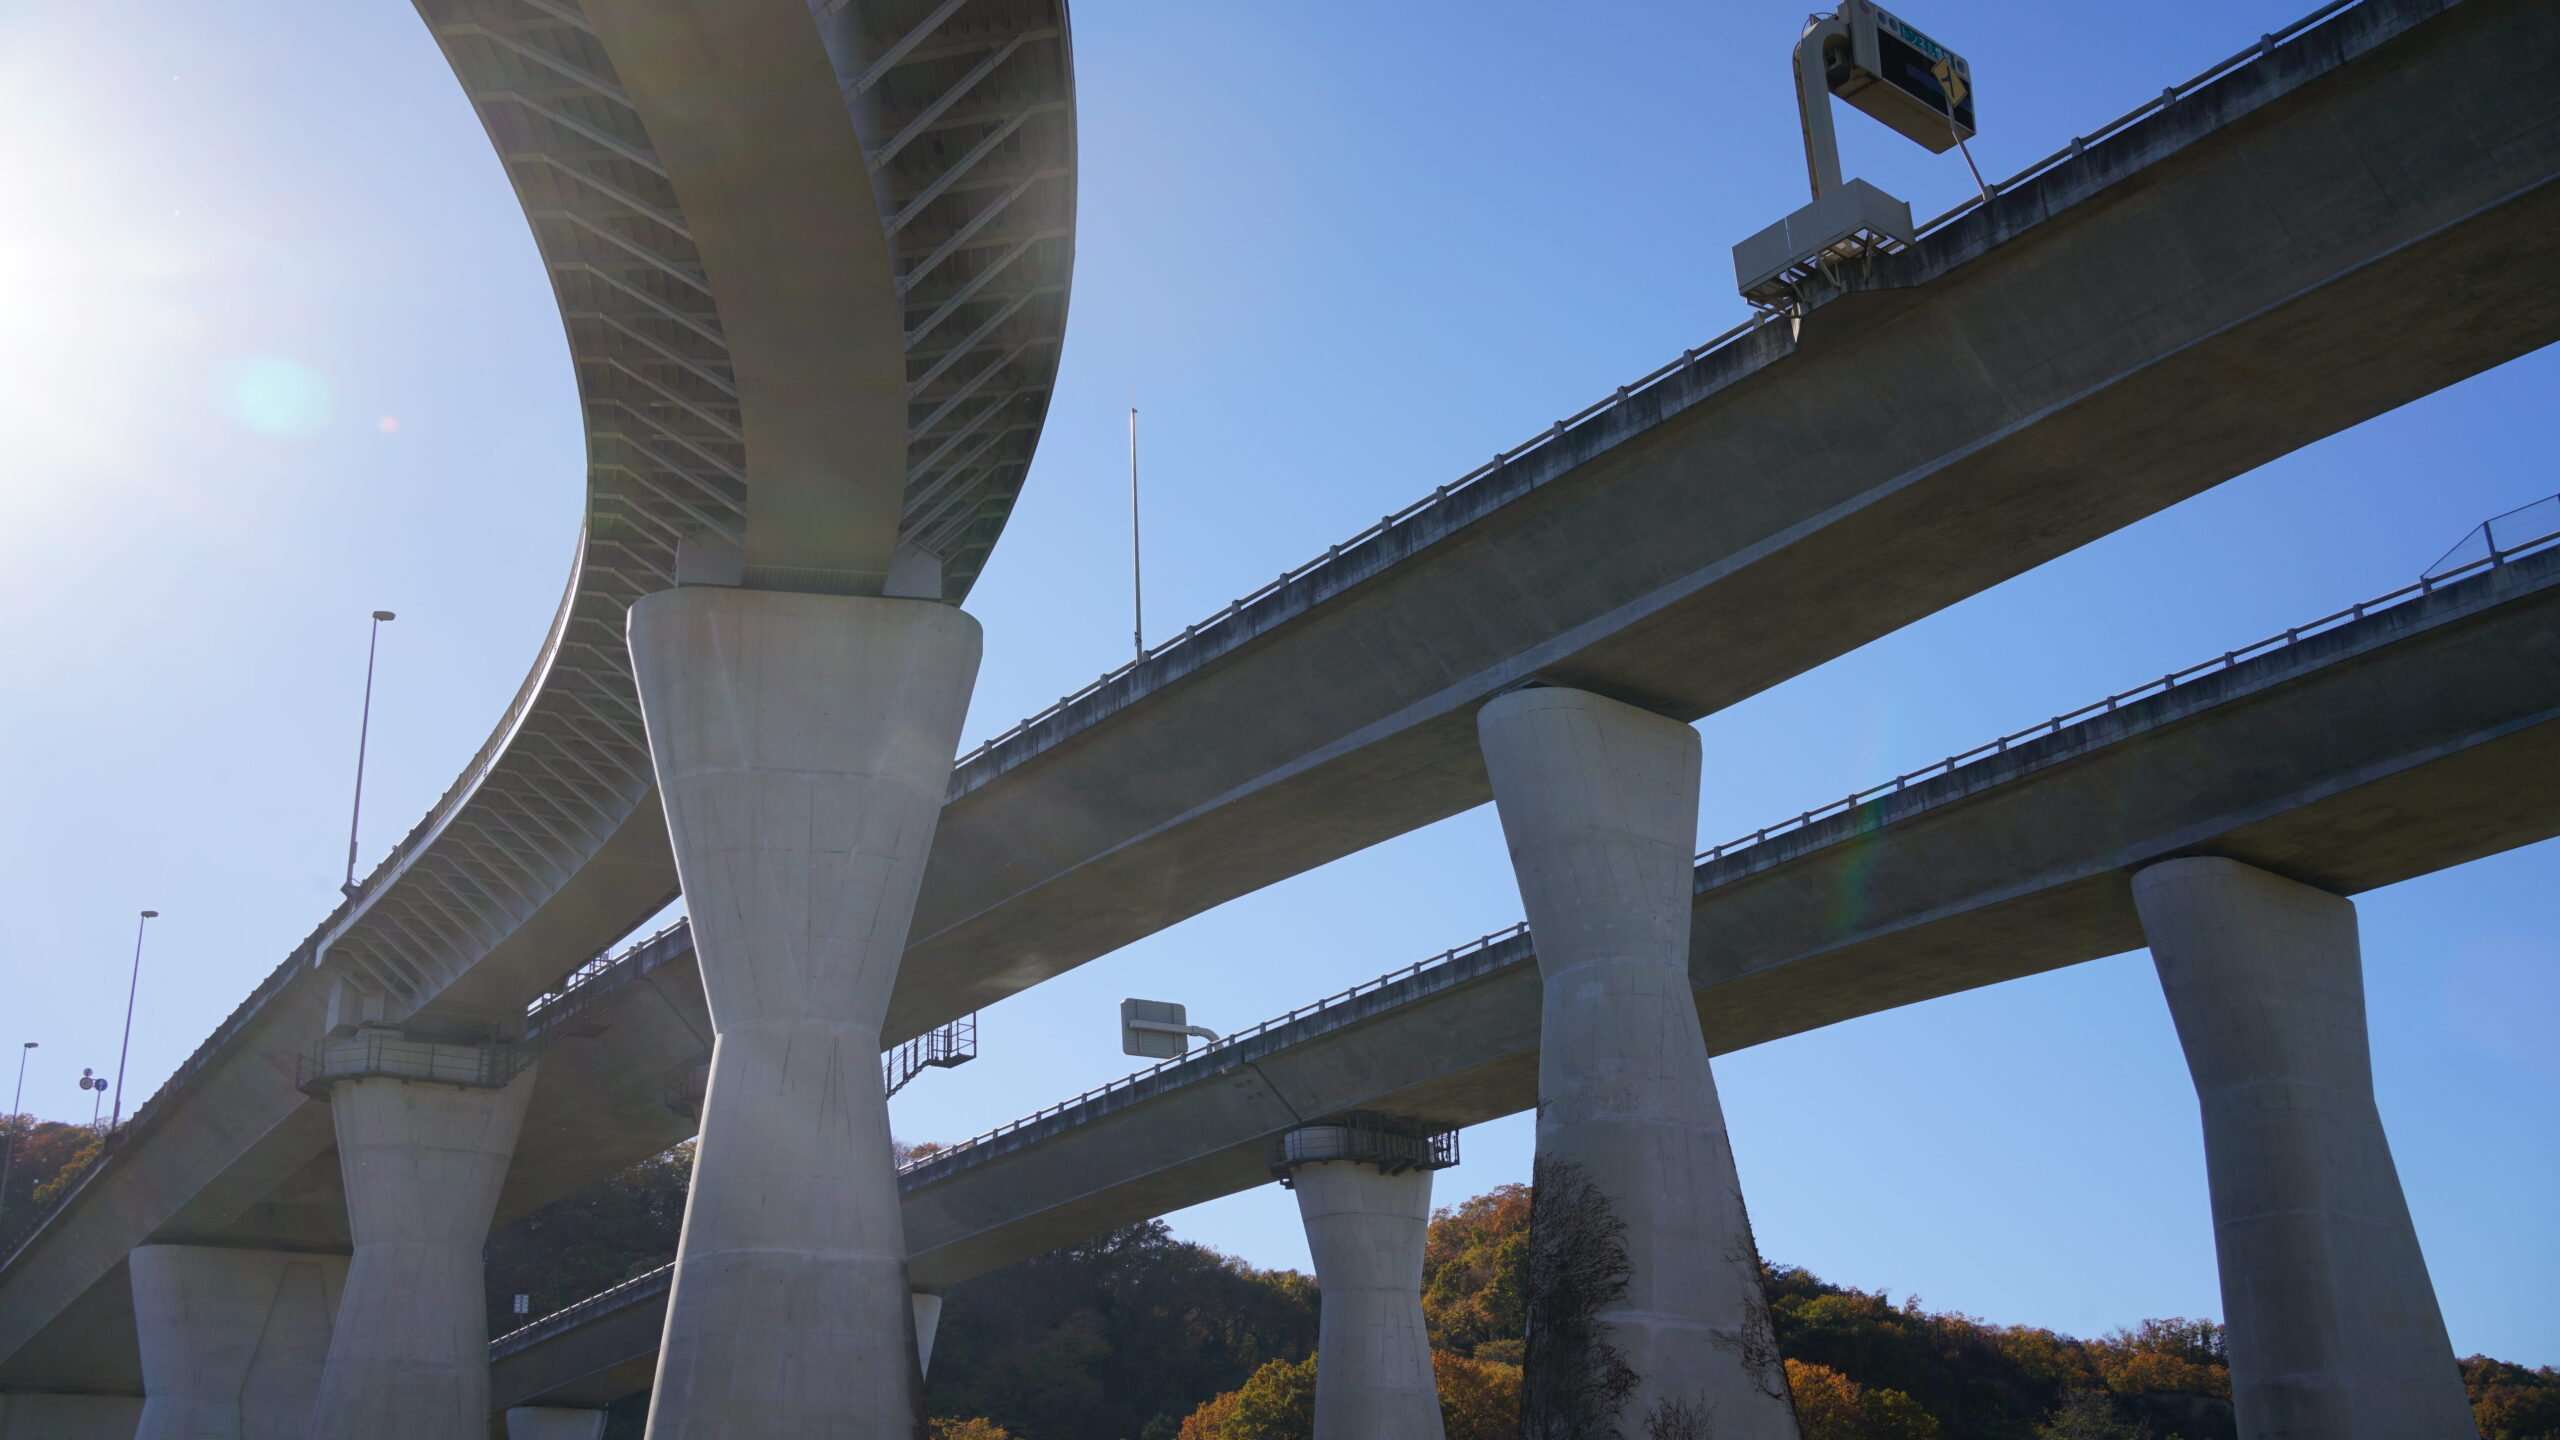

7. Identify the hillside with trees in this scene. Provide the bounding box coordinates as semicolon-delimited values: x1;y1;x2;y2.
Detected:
7;1123;2544;1439
474;1151;2556;1440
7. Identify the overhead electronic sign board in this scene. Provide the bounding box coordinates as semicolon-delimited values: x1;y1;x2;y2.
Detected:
1829;0;1976;151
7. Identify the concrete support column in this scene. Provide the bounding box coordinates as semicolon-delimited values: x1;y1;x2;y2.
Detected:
306;1068;534;1440
1276;1130;1445;1440
502;1410;606;1440
129;1244;345;1440
628;587;981;1440
2132;857;2475;1440
0;1394;143;1440
1478;687;1797;1440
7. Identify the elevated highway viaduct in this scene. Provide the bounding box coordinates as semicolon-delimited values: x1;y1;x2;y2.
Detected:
473;529;2560;1411
3;0;2556;1428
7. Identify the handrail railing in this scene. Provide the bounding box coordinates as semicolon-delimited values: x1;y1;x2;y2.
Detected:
1911;0;2368;238
944;0;2387;791
897;921;1532;1175
907;493;2560;1177
1696;498;2560;864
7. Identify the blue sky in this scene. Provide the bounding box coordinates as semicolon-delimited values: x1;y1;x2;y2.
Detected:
2;0;2551;1361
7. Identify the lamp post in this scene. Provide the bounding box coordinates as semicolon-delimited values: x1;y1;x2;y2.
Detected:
343;609;397;897
109;911;157;1132
1;1042;33;1224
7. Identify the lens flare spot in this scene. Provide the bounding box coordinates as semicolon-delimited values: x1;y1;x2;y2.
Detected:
223;355;331;436
377;415;399;435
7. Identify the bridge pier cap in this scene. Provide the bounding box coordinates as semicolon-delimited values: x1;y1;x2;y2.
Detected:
1271;1122;1454;1440
306;1056;536;1440
1478;686;1800;1440
627;585;981;1439
2131;856;2474;1440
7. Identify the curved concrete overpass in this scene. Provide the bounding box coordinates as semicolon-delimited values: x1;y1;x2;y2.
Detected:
324;0;1077;1031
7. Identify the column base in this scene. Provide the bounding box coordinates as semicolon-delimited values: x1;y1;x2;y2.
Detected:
131;1244;346;1440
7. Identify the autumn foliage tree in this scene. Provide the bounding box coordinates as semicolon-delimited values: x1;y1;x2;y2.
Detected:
0;1118;103;1254
1421;1182;1529;1363
2464;1355;2560;1440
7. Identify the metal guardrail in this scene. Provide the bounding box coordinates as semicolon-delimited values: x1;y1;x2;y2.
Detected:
2426;493;2560;580
1268;1115;1461;1180
1909;0;2368;238
1695;497;2560;865
943;0;2384;788
898;922;1532;1176
523;917;691;1033
908;494;2559;1178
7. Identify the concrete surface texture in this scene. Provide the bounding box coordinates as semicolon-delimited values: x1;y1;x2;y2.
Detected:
503;1409;606;1440
13;3;2557;1391
627;586;982;1440
1478;688;1798;1440
488;550;2560;1413
0;1395;142;1440
2131;858;2476;1440
306;1069;534;1440
1286;1155;1444;1440
129;1244;344;1440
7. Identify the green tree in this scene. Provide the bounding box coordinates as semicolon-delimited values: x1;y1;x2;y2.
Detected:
1436;1349;1523;1440
2037;1390;2153;1439
2464;1355;2560;1440
927;1220;1319;1440
1422;1183;1529;1361
0;1118;103;1253
484;1143;692;1334
1787;1359;1942;1440
1177;1356;1314;1440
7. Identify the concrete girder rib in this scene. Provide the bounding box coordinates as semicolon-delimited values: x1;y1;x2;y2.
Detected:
1477;689;1797;1440
1286;1158;1444;1440
307;1071;534;1440
2130;858;2475;1440
129;1245;344;1440
578;0;908;595
627;587;981;1439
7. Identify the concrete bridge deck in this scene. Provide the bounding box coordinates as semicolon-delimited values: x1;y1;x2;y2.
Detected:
6;0;2558;1403
484;531;2560;1409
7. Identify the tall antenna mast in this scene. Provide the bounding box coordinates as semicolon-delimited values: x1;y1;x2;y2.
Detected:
1128;390;1144;661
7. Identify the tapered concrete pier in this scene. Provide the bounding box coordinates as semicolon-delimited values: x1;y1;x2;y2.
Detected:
2132;857;2475;1440
1479;687;1797;1440
1274;1124;1449;1440
131;1243;345;1440
629;586;981;1440
307;1061;534;1440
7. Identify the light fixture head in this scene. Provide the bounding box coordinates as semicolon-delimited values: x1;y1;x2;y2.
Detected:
373;610;396;622
140;910;158;919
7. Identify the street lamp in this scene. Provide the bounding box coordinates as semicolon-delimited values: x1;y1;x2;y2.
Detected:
343;610;397;897
1;1042;33;1224
110;911;157;1132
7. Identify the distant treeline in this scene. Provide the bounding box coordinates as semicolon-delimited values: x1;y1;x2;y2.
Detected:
5;1122;2546;1439
478;1152;2554;1440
